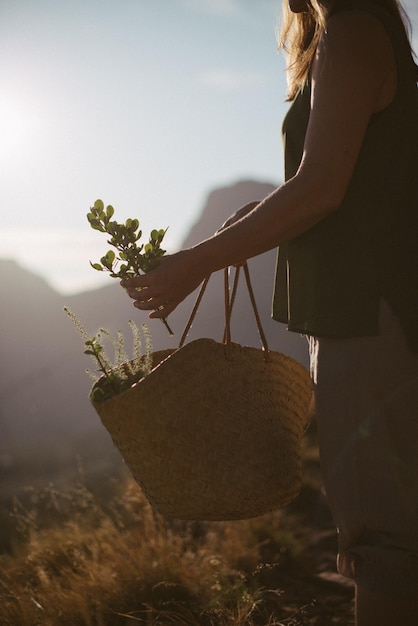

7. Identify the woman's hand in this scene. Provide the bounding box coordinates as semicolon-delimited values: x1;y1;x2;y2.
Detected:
120;249;209;319
121;204;259;318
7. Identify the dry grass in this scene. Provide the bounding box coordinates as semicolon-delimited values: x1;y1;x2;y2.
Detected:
0;478;308;625
0;428;354;625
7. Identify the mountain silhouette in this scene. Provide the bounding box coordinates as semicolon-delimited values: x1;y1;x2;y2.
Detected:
0;180;308;469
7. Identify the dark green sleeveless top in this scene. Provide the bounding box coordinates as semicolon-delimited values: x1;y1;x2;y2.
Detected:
272;0;418;351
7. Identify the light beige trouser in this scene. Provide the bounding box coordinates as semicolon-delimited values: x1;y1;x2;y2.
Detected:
308;299;418;596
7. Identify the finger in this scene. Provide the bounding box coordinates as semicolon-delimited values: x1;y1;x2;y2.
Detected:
125;286;148;300
146;301;178;318
124;285;166;304
132;293;171;310
131;290;179;315
120;274;150;290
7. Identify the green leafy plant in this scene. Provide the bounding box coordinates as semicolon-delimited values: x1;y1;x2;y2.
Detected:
64;307;153;403
87;199;173;335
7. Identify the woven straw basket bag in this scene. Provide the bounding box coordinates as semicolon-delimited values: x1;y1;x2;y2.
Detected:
91;264;313;521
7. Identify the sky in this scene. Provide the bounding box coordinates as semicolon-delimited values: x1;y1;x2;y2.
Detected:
1;0;417;294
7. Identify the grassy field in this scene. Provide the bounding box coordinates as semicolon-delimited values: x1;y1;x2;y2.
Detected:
0;425;354;625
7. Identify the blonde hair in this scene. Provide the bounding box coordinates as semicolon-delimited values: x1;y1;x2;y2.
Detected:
278;0;416;100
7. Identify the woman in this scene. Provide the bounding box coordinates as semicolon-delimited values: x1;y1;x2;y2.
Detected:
122;1;418;624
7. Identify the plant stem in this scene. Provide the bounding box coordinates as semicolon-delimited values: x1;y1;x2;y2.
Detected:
160;317;174;336
96;352;119;393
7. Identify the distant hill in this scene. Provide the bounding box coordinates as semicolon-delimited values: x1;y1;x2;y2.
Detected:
0;179;308;469
182;180;276;248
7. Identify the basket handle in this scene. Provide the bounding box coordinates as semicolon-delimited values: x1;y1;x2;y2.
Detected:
178;262;270;357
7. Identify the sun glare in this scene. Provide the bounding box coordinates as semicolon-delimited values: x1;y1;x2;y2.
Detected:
0;96;43;163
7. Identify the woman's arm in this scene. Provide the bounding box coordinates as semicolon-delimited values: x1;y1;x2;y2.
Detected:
123;10;396;318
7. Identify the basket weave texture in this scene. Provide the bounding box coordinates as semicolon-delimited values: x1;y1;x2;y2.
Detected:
91;265;313;521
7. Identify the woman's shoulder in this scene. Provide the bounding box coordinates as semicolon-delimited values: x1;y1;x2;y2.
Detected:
325;5;394;43
327;1;409;50
325;1;417;87
317;7;395;78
